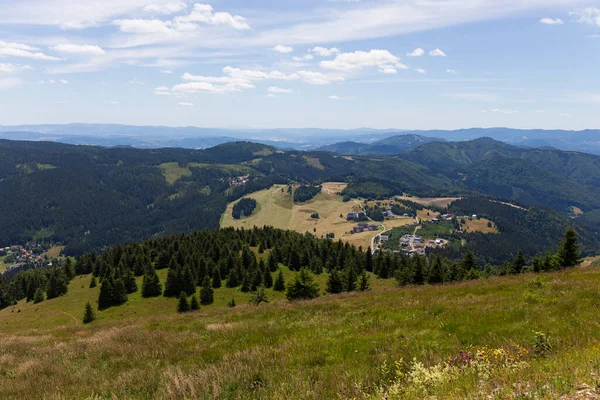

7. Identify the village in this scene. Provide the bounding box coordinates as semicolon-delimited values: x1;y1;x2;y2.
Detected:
0;243;61;273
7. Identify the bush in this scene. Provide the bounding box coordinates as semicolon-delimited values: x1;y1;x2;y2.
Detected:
532;331;552;357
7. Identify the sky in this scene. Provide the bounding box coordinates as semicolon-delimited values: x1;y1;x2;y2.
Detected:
0;0;599;130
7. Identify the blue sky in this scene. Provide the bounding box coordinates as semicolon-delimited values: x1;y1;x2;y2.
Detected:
0;0;599;130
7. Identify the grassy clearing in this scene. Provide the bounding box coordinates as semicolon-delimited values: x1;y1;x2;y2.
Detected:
41;245;65;259
461;218;499;234
221;185;382;249
159;162;192;184
0;266;599;398
399;195;461;209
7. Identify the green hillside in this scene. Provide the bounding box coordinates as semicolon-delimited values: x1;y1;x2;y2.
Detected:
0;263;599;399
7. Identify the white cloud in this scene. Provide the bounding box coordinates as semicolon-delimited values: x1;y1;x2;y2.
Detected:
0;77;22;89
60;21;98;30
312;47;340;56
407;48;424;57
570;7;600;27
60;79;69;84
155;86;173;95
296;70;344;85
267;94;277;98
320;49;406;74
415;68;426;74
0;63;32;74
144;2;187;15
51;44;105;55
179;101;194;106
0;40;60;60
268;86;292;93
114;19;174;35
482;108;519;114
174;4;250;30
446;69;456;73
540;17;564;25
328;95;350;100
273;45;293;53
107;100;120;104
558;113;572;117
161;70;173;74
292;54;314;61
448;93;498;102
129;79;144;85
429;48;446;56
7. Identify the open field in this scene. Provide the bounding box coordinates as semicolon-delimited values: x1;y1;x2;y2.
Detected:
398;195;461;209
160;162;258;185
461;218;499;234
0;264;600;398
221;185;396;249
159;162;192;184
41;245;65;259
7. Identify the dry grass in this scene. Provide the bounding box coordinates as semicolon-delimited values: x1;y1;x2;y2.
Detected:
461;218;499;234
398;195;461;209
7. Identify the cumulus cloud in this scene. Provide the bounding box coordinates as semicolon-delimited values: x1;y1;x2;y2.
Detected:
51;44;105;55
415;68;426;74
407;48;424;57
292;54;314;61
296;70;344;85
446;69;456;73
179;101;194;106
273;45;293;53
328;95;350;100
144;2;187;15
114;18;174;34
174;4;250;30
312;47;340;57
320;49;406;74
540;17;564;25
429;48;447;56
0;63;32;74
60;79;69;84
268;86;292;93
0;40;60;61
570;7;600;27
481;108;519;114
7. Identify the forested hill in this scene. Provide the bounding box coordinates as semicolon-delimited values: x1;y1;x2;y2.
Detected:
1;138;600;255
317;134;443;155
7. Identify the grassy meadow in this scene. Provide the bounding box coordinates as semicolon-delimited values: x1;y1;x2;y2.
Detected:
0;262;599;398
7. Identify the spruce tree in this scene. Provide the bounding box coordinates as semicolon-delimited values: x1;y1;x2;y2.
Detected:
227;297;236;308
262;266;273;288
163;261;180;297
556;228;582;268
413;257;425;285
112;278;128;306
200;276;214;305
182;266;196;295
226;269;240;288
212;268;222;289
190;295;200;311
285;268;319;301
177;291;190;313
240;273;251;293
267;253;278;272
343;264;358;292
142;265;162;298
512;250;527;274
326;269;344;294
33;288;45;304
123;267;138;294
64;258;76;280
428;256;444;284
250;269;263;292
365;248;373;272
89;276;97;288
46;270;68;299
249;286;269;306
273;269;285;292
82;301;96;324
358;270;371;291
97;278;113;310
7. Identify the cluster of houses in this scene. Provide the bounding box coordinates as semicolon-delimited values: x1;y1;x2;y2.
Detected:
227;175;250;187
396;234;448;257
0;243;56;272
346;211;366;221
352;222;380;234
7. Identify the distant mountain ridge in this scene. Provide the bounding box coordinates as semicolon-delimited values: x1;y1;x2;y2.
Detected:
318;134;444;155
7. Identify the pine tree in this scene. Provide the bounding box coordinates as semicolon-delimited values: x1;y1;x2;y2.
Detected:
262;267;273;288
89;276;97;288
182;265;196;295
273;269;285;292
177;291;190;313
285;268;319;301
112;278;128;306
326;269;344;294
240;273;251;293
64;258;76;280
249;286;269;306
267;253;278;272
226;269;240;288
458;251;476;281
200;276;214;305
227;297;236;308
190;295;200;311
163;260;180;297
512;250;527;274
33;288;45;304
556;228;582;268
343;264;358;292
142;265;162;298
97;278;113;310
46;270;68;299
250;269;263;292
212;268;222;289
358;270;370;291
413;257;425;285
123;267;138;294
365;248;373;272
82;301;96;324
428;256;444;284
288;250;301;271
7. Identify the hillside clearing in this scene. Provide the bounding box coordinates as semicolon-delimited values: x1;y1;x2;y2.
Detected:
398;195;460;209
0;266;599;398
